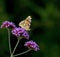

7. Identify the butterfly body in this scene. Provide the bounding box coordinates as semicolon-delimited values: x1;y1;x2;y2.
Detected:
19;16;32;31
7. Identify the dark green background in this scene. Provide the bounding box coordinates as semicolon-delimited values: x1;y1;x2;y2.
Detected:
0;0;60;57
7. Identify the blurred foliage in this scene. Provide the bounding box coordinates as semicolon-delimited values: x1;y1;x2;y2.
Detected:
0;0;60;57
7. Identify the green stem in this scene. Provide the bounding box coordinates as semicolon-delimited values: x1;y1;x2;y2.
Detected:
11;38;21;55
7;28;12;55
14;49;31;57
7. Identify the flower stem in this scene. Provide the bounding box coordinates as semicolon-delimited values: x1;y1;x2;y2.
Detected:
7;28;12;55
14;49;31;57
11;38;21;55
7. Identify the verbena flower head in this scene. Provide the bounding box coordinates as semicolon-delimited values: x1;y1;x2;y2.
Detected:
1;21;16;29
12;27;29;39
24;40;39;51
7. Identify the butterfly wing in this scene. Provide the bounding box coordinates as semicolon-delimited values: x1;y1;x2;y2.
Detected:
19;16;32;31
26;16;32;23
19;20;25;28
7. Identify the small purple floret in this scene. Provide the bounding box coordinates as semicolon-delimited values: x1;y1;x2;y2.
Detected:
24;40;39;51
10;22;16;29
22;31;29;39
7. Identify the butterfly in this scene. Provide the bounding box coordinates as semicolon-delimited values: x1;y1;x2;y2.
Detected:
19;16;32;31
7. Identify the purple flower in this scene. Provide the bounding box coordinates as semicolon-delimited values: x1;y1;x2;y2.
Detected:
24;40;39;51
12;27;29;39
10;22;16;29
1;21;16;29
22;31;29;39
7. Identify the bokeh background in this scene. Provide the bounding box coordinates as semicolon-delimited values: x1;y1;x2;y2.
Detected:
0;0;60;57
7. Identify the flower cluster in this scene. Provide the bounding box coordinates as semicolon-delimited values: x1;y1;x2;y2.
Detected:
12;27;29;39
1;21;16;29
0;19;40;56
24;40;39;51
